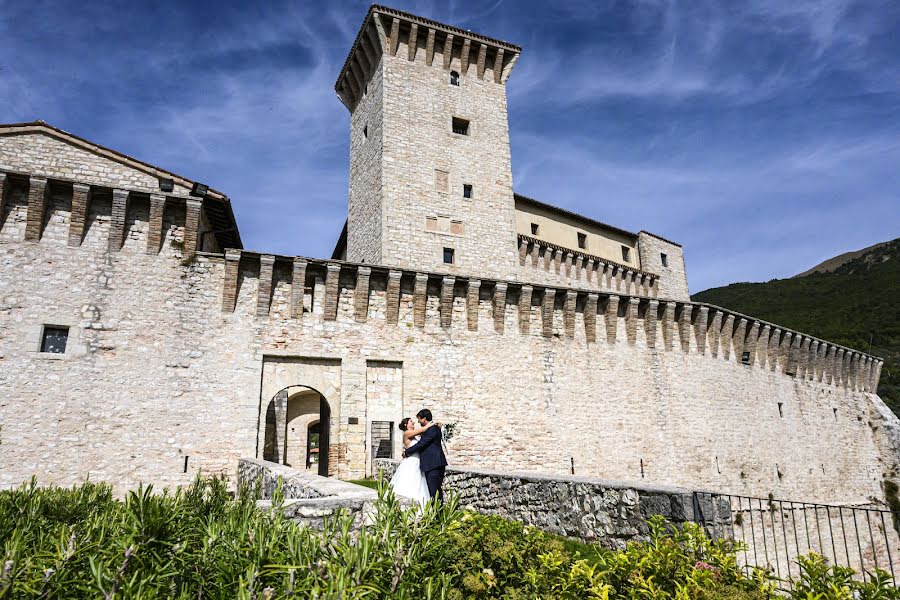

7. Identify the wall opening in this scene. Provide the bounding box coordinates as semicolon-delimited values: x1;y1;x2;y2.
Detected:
40;325;69;354
263;386;332;477
370;421;394;463
451;117;469;135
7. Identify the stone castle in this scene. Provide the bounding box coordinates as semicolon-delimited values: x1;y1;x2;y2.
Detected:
1;5;897;506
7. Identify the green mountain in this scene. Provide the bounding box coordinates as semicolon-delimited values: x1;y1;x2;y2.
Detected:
692;238;900;415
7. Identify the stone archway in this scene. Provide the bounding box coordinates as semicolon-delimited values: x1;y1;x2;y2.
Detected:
262;384;332;477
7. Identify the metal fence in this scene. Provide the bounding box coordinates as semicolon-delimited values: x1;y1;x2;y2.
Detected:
695;493;900;586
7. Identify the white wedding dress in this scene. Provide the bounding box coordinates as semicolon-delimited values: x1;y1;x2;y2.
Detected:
389;438;431;505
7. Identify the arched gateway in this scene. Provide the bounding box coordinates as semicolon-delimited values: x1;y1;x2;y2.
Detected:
262;385;332;477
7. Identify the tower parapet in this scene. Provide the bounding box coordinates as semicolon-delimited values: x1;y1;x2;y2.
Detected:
335;5;521;110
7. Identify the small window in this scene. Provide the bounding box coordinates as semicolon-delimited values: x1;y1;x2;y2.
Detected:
450;70;460;86
463;184;473;199
777;402;784;418
660;253;668;267
621;246;630;262
452;117;469;136
531;223;539;235
577;233;587;249
443;247;455;264
371;420;394;461
741;351;751;364
363;124;368;139
41;326;69;354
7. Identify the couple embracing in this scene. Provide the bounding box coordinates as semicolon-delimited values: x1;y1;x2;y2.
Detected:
388;409;447;505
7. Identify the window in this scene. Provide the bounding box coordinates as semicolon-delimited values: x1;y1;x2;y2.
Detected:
777;402;784;418
452;117;469;135
363;124;368;139
577;232;587;249
450;70;460;86
443;247;455;264
40;326;68;354
741;351;751;364
621;246;630;262
531;223;539;235
371;420;394;461
463;184;473;199
660;252;668;267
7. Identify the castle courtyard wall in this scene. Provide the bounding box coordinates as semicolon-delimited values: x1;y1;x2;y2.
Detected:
0;196;892;505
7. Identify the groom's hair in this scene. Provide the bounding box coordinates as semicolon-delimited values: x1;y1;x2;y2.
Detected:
399;417;412;431
416;409;433;421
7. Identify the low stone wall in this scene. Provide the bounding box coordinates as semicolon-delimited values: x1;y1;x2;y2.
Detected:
238;458;377;530
374;460;731;548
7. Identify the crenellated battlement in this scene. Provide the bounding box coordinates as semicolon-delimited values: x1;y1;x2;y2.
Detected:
0;167;238;256
335;4;521;110
517;234;660;297
217;249;884;394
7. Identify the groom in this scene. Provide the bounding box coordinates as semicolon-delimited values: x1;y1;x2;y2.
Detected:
402;409;447;501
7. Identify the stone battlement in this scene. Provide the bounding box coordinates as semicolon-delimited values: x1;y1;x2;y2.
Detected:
336;4;521;110
517;233;660;297
216;249;884;393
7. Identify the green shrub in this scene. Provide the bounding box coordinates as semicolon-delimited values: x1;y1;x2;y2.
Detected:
1;477;896;599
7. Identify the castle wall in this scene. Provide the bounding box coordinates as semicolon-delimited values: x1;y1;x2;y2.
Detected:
0;131;192;196
378;31;518;277
514;199;639;268
346;55;385;264
0;186;892;505
639;231;690;301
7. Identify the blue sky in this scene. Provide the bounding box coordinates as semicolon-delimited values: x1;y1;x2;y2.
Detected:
2;0;897;292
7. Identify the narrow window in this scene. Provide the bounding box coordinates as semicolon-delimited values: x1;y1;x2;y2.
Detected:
530;223;539;235
621;246;630;262
660;253;668;267
463;184;473;199
40;326;69;354
777;402;784;418
371;421;394;461
577;232;587;249
450;70;460;86
363;124;368;139
833;407;838;419
443;247;455;264
452;117;469;136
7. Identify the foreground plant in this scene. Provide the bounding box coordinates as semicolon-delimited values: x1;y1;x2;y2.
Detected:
1;477;896;599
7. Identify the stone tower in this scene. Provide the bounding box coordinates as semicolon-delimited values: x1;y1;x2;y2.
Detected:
336;6;522;277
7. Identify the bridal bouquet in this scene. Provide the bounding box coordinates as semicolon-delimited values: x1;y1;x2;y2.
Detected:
441;422;457;442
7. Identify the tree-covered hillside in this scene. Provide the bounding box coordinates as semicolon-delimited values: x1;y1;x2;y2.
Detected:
693;238;900;415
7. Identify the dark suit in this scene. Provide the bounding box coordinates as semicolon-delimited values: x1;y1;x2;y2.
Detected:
403;424;447;501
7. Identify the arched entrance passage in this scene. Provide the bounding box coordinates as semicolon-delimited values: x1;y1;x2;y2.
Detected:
262;384;331;477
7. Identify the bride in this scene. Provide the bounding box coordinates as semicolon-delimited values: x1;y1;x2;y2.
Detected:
388;417;436;505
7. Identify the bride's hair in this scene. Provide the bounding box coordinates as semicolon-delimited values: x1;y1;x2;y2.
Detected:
399;417;412;431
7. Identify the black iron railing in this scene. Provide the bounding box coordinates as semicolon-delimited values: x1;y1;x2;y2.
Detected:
694;492;899;586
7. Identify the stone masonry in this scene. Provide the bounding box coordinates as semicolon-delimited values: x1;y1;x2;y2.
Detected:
0;5;896;515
